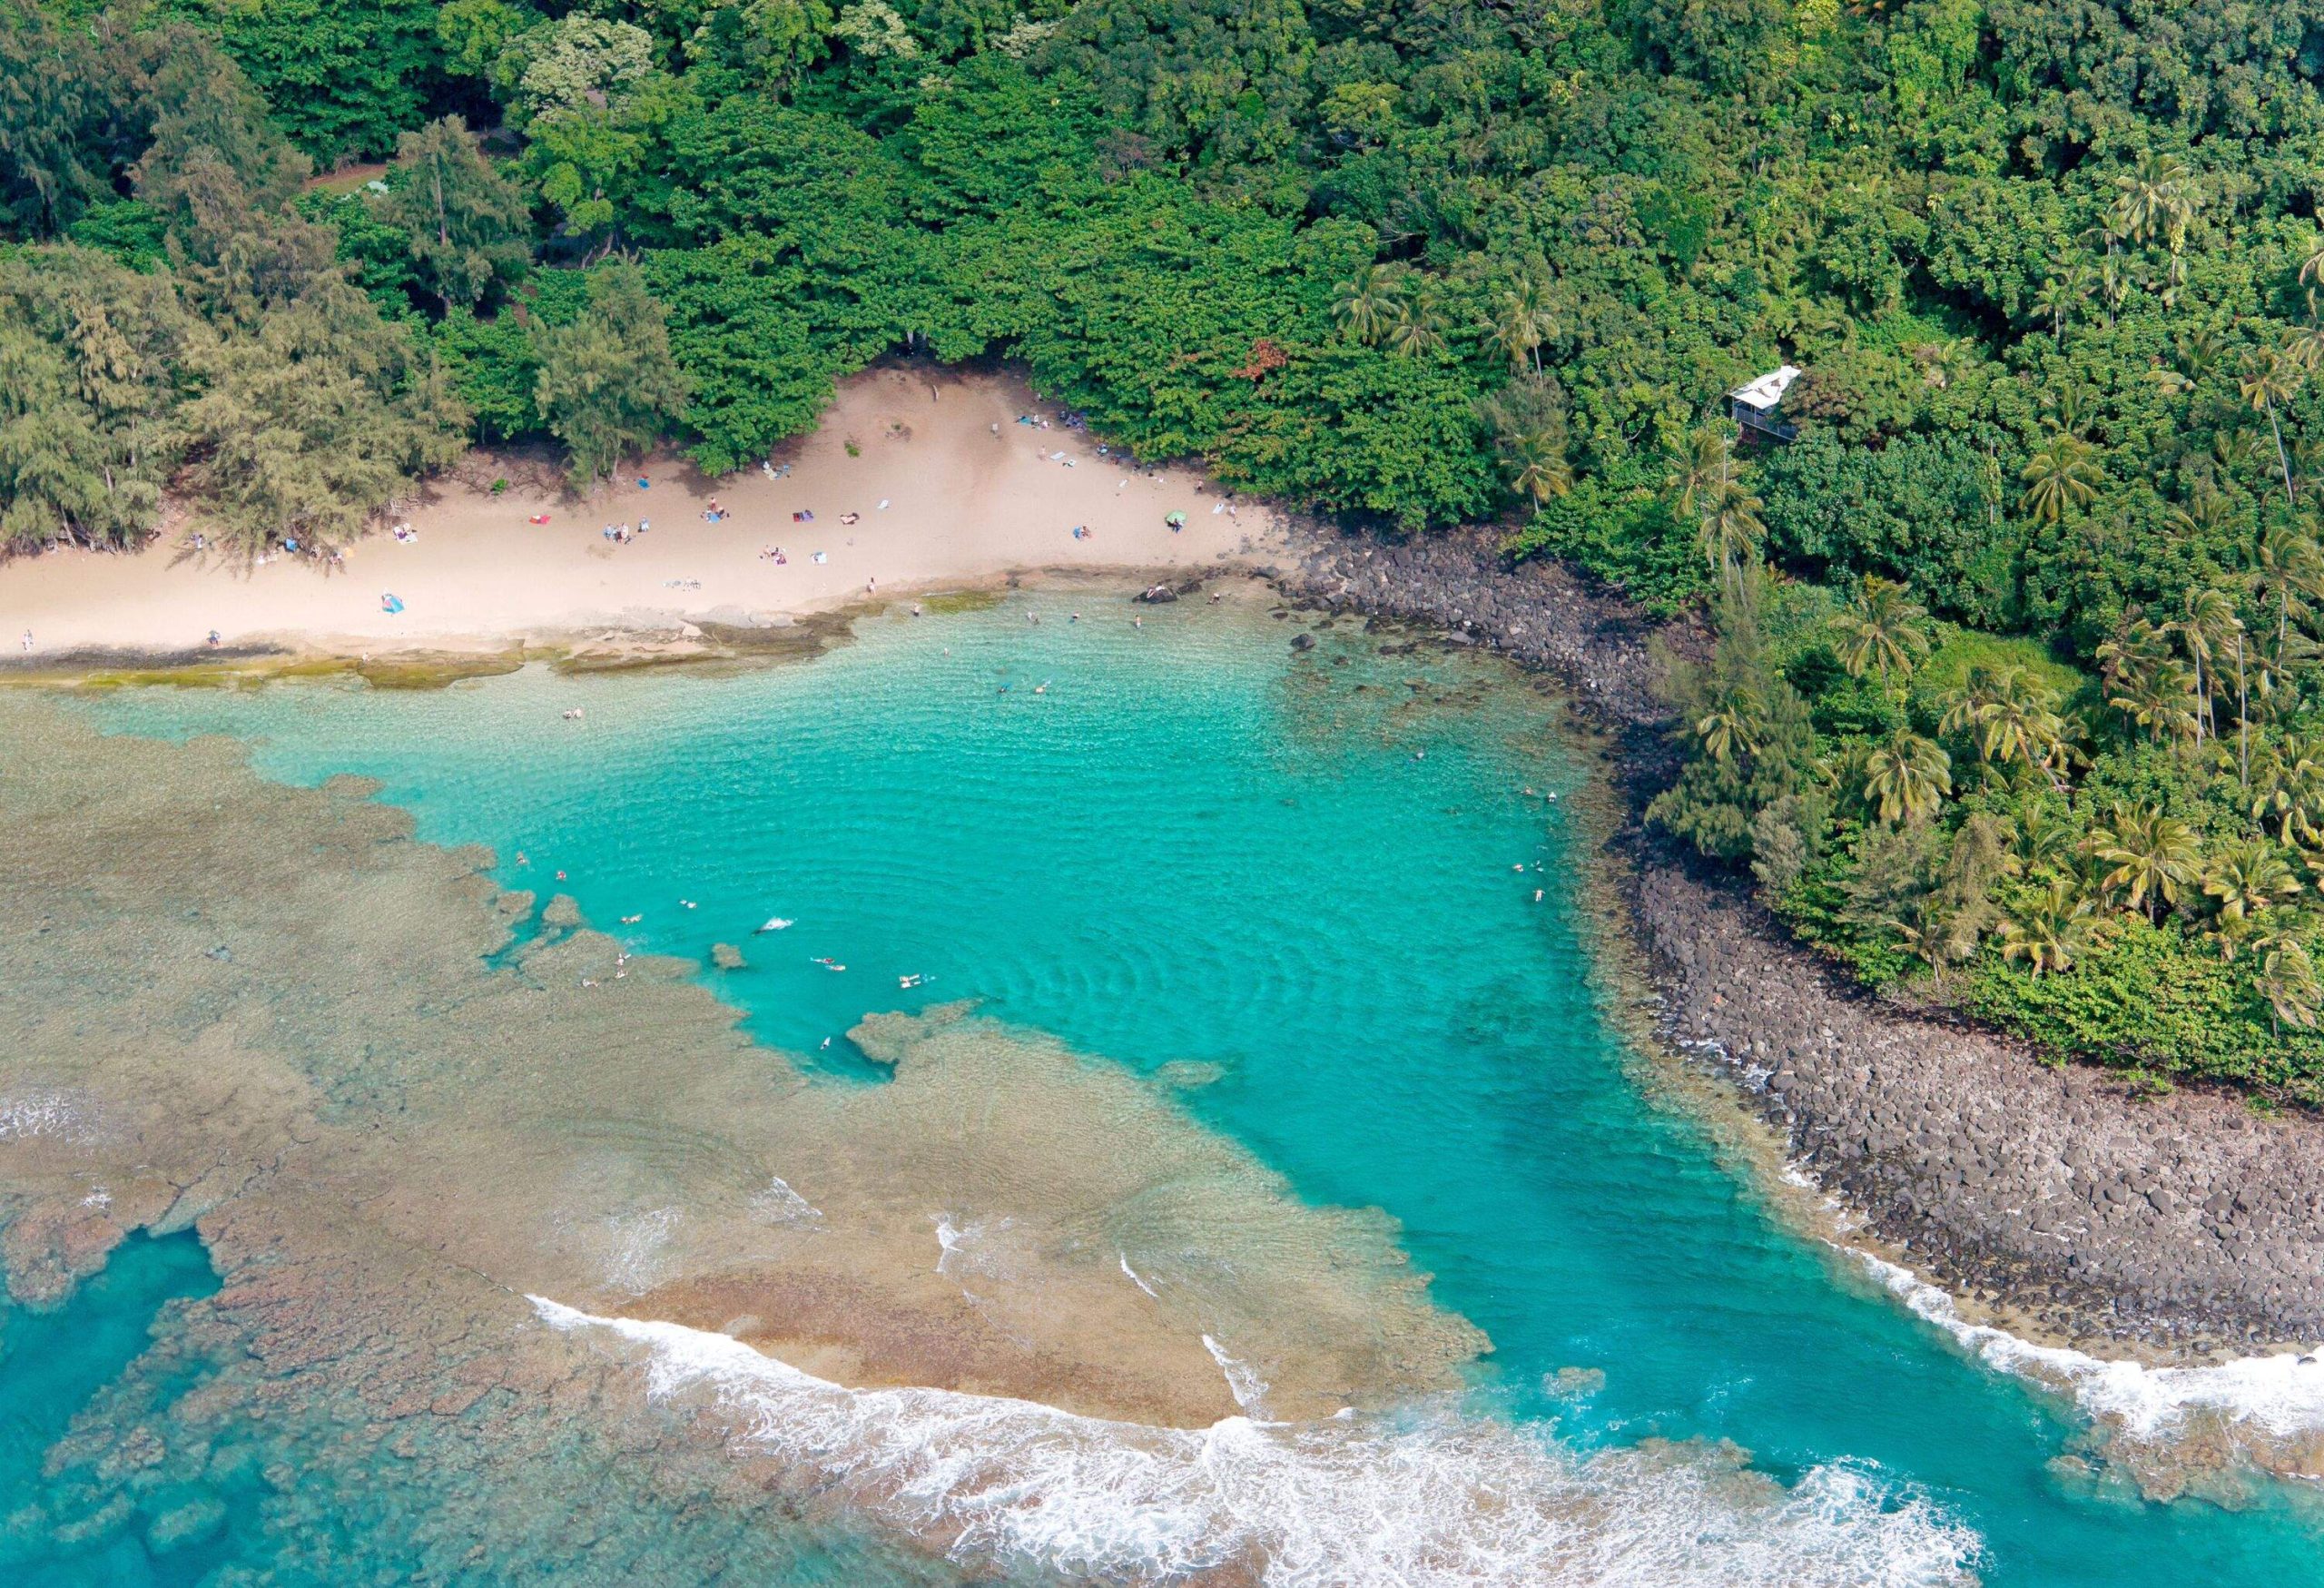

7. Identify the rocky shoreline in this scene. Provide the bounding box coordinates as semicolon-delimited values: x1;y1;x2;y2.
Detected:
1280;525;2324;1356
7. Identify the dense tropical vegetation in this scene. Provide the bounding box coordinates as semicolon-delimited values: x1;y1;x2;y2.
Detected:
14;0;2324;1092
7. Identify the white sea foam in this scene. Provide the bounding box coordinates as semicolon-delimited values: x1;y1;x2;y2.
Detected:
932;1211;1013;1287
0;1090;91;1143
1857;1253;2324;1442
1119;1250;1160;1298
748;1175;821;1227
601;1207;680;1295
532;1297;1979;1586
1200;1334;1272;1418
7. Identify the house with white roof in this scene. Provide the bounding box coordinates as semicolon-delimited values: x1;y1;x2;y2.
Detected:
1728;364;1801;444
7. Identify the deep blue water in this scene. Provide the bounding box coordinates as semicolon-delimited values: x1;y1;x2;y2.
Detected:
24;594;2322;1583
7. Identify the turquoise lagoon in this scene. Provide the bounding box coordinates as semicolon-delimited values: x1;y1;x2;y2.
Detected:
14;591;2321;1583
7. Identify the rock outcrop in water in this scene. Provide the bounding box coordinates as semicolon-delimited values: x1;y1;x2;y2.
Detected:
1280;524;2324;1355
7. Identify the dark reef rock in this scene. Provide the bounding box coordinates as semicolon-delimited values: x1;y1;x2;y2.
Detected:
1275;521;2324;1349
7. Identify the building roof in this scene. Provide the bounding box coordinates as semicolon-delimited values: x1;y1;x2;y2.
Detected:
1729;365;1802;410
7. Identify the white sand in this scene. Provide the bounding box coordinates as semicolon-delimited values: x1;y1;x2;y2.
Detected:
0;369;1284;662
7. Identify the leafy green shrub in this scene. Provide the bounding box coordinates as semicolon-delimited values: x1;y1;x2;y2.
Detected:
1965;918;2324;1102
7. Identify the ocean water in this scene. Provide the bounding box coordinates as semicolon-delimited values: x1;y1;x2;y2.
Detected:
23;591;2324;1583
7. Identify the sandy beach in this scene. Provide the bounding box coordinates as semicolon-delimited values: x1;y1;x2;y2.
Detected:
0;367;1281;665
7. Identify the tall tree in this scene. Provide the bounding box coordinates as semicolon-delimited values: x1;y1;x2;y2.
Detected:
2090;804;2202;923
1329;262;1400;347
377;116;531;313
1830;574;1930;688
0;0;114;237
172;279;468;553
1859;728;1952;824
0;246;187;551
2016;432;2102;524
2238;350;2302;508
534;261;690;485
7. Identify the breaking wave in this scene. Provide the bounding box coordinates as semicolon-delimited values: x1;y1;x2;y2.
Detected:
1860;1254;2324;1445
532;1297;1977;1586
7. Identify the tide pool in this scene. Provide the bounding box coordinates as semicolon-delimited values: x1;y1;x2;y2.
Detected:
42;591;2324;1583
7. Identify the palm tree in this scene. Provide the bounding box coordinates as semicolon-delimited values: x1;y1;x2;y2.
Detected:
2106;654;2201;746
2202;838;2300;925
2171;585;2241;744
2112;153;2196;250
1944;665;2069;784
2011;799;2078;876
2177;323;2229;382
2162;490;2232;541
1692;688;1766;767
1384;277;1448;359
1859;729;1952;824
2247;519;2323;661
2018;433;2103;524
2247;731;2324;846
1672;422;1765;599
2285;315;2324;379
2032;265;2085;344
1490;273;1557;375
2156;249;2191;312
1999;879;2103;976
2095;253;2132;326
2255;934;2324;1031
1506;430;1571;510
1331;263;1403;347
2090;803;2203;922
1829;575;1930;688
2238;350;2303;508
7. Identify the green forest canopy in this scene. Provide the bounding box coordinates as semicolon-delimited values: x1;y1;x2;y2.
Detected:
17;0;2324;1091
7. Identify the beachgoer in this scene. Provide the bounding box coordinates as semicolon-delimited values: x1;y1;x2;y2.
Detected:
19;630;30;653
207;630;221;647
